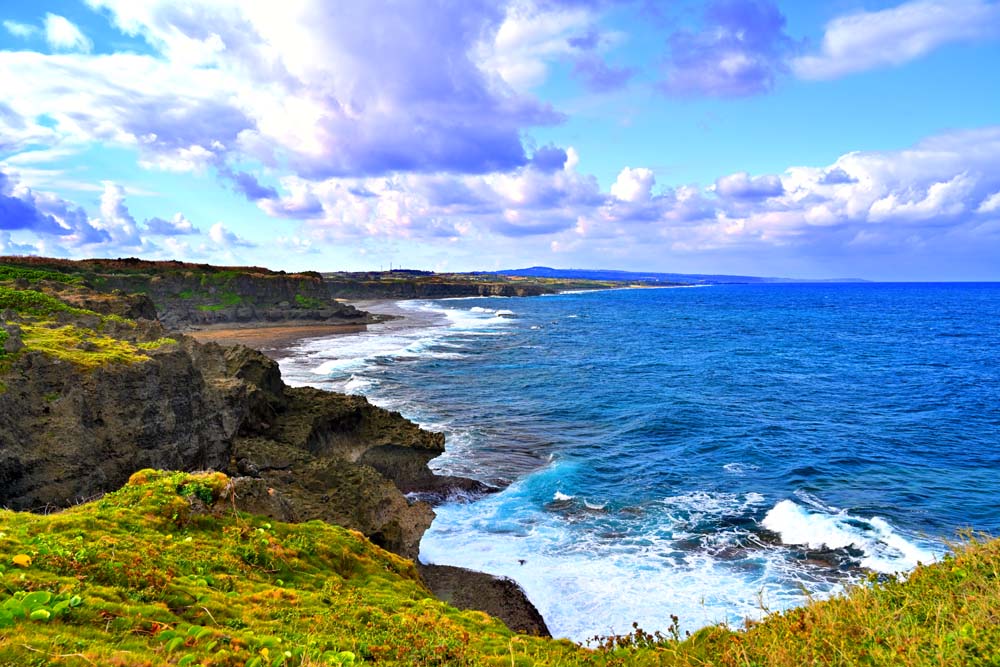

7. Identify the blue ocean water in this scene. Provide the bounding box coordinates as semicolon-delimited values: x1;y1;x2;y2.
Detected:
279;284;1000;642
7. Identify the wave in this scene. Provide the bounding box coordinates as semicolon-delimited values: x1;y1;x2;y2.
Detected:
761;499;937;574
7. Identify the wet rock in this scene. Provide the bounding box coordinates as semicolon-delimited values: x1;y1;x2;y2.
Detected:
418;564;550;637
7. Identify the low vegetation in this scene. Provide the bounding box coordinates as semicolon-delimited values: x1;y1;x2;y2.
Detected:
0;284;159;370
0;471;588;667
0;470;997;666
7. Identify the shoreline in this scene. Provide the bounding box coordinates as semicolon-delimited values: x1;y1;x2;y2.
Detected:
183;300;552;635
183;300;403;352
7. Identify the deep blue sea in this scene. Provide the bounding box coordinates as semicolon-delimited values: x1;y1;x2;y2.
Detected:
278;284;1000;642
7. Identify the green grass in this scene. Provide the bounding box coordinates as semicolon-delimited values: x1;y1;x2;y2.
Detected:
0;470;997;666
0;470;589;667
136;338;178;351
197;292;243;312
0;286;95;319
0;265;84;285
294;294;326;309
18;324;152;369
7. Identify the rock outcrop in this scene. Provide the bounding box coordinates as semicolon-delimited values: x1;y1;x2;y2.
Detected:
0;264;549;636
0;334;449;559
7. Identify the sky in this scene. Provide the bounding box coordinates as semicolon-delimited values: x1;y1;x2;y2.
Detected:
1;1;999;280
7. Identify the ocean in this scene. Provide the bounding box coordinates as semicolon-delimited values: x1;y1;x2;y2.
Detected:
278;283;1000;643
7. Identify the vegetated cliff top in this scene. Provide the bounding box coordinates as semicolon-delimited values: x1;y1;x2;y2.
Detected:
1;469;999;666
0;255;323;280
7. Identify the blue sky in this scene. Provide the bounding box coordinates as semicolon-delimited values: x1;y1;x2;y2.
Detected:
1;0;999;279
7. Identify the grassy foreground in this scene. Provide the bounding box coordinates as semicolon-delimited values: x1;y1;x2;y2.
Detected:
1;473;998;666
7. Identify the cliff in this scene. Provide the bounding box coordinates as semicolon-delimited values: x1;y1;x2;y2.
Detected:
0;275;545;635
0;257;372;329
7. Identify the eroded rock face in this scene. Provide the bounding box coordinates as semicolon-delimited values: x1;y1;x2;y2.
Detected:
0;346;235;509
0;333;460;559
418;564;551;637
0;289;548;636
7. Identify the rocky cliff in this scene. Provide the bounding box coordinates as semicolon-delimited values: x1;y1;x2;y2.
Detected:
0;274;547;635
0;257;372;329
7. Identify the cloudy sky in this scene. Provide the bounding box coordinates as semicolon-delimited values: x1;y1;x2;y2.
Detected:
1;0;999;279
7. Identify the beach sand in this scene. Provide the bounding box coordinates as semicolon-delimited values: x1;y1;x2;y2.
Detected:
186;322;369;351
184;300;418;356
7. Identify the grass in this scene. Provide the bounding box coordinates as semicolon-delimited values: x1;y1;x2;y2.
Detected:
0;470;998;666
0;286;96;319
294;294;326;309
137;337;178;351
0;265;84;285
0;470;589;667
0;286;160;370
197;292;243;311
18;324;152;369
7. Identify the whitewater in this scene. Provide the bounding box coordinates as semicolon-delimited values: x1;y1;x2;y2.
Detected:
278;283;1000;642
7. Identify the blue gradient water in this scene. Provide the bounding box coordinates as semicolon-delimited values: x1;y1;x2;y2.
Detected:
278;284;1000;642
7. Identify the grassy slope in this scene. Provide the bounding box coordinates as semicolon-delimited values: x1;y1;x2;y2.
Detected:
1;471;998;667
0;285;174;370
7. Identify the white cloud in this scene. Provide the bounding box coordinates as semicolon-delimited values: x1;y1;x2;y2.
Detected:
93;181;143;248
610;167;654;203
977;190;1000;213
793;0;1000;80
44;14;93;53
0;231;41;255
3;20;38;39
209;222;255;248
480;0;594;90
69;0;558;179
145;213;199;236
714;172;783;199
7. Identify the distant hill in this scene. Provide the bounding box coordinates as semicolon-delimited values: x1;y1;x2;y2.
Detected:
492;267;867;284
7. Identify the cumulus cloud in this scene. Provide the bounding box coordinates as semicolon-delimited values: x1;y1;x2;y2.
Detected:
0;169;110;245
714;172;784;199
793;0;1000;80
145;213;199;236
69;0;562;179
611;167;655;203
250;125;1000;273
220;169;279;202
3;20;38;39
662;0;796;97
0;171;65;235
209;222;255;248
0;232;41;256
978;191;1000;213
44;14;93;53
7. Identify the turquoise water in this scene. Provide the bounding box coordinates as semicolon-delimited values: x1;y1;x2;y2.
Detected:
279;284;1000;642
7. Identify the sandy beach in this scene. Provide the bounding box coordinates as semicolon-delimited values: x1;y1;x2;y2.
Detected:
186;322;369;350
184;300;424;355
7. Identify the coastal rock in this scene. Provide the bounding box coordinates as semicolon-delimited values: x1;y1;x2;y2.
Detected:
358;444;493;498
2;324;22;354
0;329;462;563
418;564;550;637
0;346;233;510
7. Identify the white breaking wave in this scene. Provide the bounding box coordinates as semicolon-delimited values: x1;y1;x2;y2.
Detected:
761;499;937;573
422;483;818;643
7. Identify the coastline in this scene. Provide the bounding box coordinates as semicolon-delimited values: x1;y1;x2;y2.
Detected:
182;298;550;635
184;299;410;353
186;321;368;350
